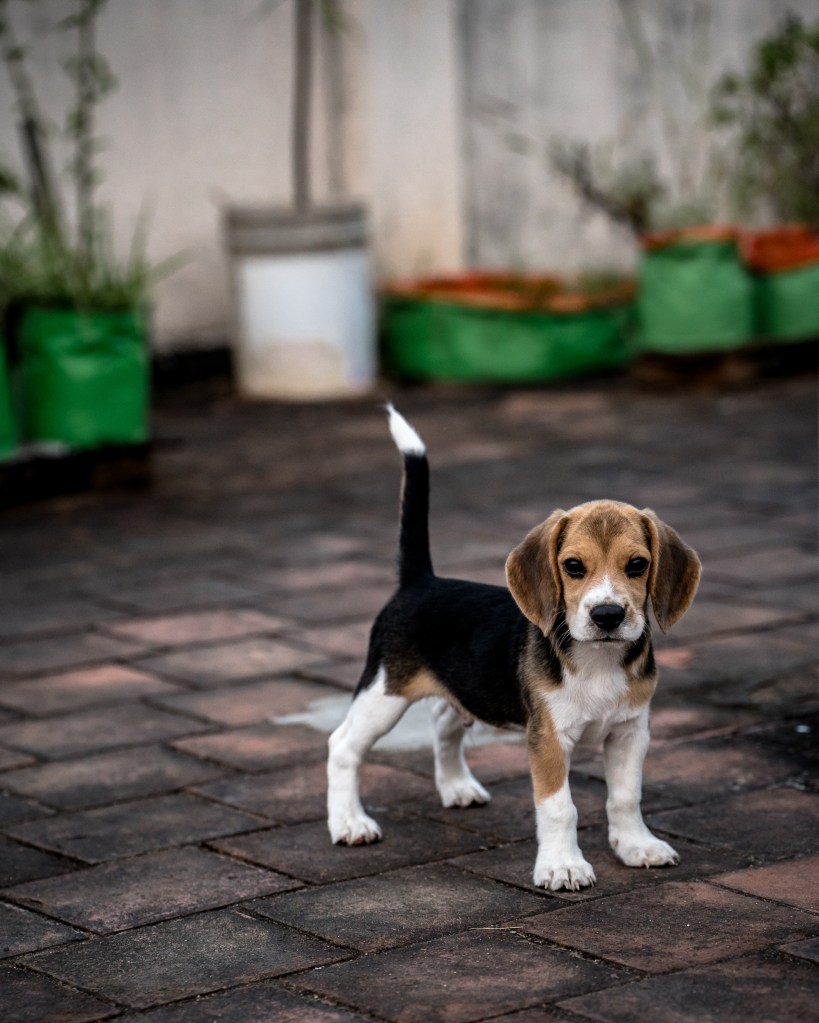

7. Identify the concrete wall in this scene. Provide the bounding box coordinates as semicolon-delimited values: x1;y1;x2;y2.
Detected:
0;0;813;349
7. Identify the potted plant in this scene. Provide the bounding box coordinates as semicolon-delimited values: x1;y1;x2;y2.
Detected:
551;5;756;358
382;271;635;383
0;0;165;452
712;14;819;344
224;0;375;401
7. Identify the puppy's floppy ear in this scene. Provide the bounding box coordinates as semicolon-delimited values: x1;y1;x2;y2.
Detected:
506;509;568;632
641;509;701;632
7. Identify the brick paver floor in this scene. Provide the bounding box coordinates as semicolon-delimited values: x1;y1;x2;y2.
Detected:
0;372;816;1021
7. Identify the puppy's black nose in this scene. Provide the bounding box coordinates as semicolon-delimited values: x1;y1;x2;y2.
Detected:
590;604;626;632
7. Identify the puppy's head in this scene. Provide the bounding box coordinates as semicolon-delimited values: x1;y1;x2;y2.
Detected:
506;501;701;643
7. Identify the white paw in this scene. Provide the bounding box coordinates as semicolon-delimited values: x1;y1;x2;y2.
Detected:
612;833;679;868
533;857;596;891
328;810;382;846
437;775;491;809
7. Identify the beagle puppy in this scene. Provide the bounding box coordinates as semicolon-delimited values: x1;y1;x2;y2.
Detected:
327;406;701;891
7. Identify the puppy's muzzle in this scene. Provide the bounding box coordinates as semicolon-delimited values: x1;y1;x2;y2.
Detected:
589;604;626;632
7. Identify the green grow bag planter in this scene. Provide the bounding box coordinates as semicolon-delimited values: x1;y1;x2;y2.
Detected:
636;227;755;354
383;273;634;383
743;227;819;343
0;338;18;458
18;305;149;449
755;263;819;341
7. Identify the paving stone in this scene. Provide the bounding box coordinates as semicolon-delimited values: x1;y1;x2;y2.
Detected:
0;746;35;771
88;576;264;613
103;609;289;647
0;902;82;959
0;704;210;759
478;1012;563;1023
711;854;819;912
112;983;371;1022
0;964;115;1023
739;716;819;791
558;951;819;1023
417;774;614;842
0;631;146;679
0;745;226;810
191;760;430;824
24;907;347;1010
211;811;493;883
7;794;265;863
299;659;364;691
0;836;78;887
375;735;529;785
653;631;814;698
737;581;818;612
667;597;807;641
153;676;336;726
647;787;819;860
174;722;328;770
0;664;179;717
782;936;819;964
262;560;391;592
293;622;372;660
0;792;52;826
519;881;818;972
648;705;763;742
292;928;627;1023
450;829;751;900
748;666;819;715
5;846;298;933
255;863;546;951
619;734;797;803
273;585;390;624
0;596;123;640
136;638;328;686
707;543;818;586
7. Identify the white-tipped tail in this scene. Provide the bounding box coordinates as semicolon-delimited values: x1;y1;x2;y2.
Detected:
386;403;426;456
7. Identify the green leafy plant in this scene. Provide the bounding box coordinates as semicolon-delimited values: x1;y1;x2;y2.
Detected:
0;0;175;309
711;14;819;224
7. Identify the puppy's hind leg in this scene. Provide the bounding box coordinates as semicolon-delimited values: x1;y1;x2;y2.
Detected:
327;666;408;845
431;699;490;808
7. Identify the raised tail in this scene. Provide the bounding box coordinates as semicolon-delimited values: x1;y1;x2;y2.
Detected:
386;404;434;587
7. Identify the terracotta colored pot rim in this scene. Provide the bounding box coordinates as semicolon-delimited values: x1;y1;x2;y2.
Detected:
741;225;819;273
382;271;636;313
641;224;740;251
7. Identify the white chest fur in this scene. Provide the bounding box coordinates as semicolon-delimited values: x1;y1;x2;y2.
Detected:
545;643;635;748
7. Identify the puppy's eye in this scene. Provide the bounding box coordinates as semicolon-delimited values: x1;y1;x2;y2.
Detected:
626;557;649;577
563;558;586;579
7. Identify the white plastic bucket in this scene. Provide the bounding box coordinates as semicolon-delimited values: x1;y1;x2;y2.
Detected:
225;204;376;400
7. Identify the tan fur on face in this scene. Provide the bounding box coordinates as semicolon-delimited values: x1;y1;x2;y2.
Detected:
507;500;700;638
558;502;652;636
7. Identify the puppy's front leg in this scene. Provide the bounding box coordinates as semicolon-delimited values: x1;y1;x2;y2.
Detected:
604;712;678;868
529;720;595;891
